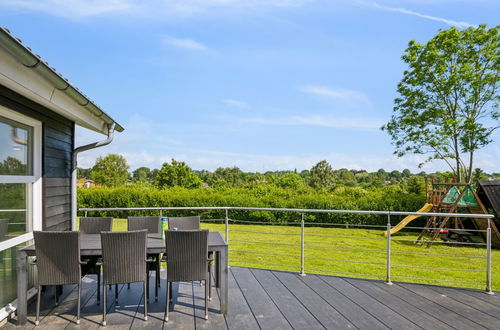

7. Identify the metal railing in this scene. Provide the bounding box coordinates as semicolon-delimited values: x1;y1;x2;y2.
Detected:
79;206;495;294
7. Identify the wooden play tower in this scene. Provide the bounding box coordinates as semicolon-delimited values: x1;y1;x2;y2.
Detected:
416;177;500;248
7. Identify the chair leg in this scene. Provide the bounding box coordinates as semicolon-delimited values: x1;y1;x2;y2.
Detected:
97;273;101;304
155;268;158;301
102;281;107;326
209;269;212;301
165;281;170;322
205;280;208;320
115;284;119;304
35;285;41;326
169;282;173;302
127;283;130;289
76;282;81;324
143;280;148;321
55;285;60;306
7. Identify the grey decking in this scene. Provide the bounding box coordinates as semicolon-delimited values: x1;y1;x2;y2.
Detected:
3;267;500;329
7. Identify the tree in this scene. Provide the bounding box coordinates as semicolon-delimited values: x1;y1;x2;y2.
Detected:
77;167;91;179
207;167;243;188
383;25;500;183
153;159;203;189
132;167;151;182
89;154;130;187
309;160;335;190
277;172;305;189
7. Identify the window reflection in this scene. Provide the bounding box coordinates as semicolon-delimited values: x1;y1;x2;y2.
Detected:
0;116;32;176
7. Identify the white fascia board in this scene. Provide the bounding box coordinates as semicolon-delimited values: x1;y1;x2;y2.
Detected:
0;47;108;135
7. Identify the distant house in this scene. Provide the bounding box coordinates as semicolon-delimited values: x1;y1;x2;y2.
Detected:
77;179;102;189
0;27;123;320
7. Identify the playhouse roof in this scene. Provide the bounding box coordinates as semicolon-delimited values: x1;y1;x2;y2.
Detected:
478;181;500;217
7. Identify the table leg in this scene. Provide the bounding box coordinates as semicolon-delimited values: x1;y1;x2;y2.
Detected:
16;250;28;325
219;247;228;314
215;251;220;288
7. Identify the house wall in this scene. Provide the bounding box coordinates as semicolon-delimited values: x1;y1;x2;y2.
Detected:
0;85;74;231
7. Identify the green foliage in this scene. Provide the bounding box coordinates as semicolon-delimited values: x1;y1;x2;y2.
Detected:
277;172;305;190
77;167;91;179
383;25;500;183
0;156;27;175
89;154;130;187
132;167;151;182
309;160;335;190
153;159;203;189
78;185;425;226
206;167;243;188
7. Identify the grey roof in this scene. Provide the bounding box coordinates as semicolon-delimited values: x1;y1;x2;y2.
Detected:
478;180;500;217
0;27;124;132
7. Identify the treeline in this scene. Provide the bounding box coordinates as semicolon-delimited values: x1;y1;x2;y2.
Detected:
77;155;499;191
76;154;499;225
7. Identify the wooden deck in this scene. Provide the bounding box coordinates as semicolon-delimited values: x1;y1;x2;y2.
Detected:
3;267;500;329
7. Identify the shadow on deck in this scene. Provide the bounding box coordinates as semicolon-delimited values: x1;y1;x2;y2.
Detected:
3;267;500;329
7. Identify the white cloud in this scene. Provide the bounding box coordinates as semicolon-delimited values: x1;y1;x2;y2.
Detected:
0;0;313;19
371;2;475;28
243;115;382;130
223;99;250;109
300;85;370;105
0;0;132;19
162;36;208;51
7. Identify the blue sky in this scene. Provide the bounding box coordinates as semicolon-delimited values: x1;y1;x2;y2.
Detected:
1;0;499;173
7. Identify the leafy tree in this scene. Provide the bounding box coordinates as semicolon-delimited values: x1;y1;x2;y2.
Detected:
132;167;151;182
402;169;411;178
0;156;27;175
153;159;202;189
383;25;500;183
89;154;130;187
277;172;305;189
207;167;243;188
309;160;335;190
472;168;488;185
77;167;91;179
406;176;425;194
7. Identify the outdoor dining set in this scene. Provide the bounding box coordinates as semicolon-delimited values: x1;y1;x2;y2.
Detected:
15;216;229;327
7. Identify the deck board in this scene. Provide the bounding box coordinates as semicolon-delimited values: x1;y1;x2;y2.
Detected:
231;267;292;330
251;268;324;330
3;266;500;330
344;278;453;330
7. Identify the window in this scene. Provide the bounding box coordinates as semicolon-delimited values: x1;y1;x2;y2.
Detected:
0;106;41;251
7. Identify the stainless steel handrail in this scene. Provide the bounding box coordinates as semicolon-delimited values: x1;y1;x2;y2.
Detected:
78;205;495;293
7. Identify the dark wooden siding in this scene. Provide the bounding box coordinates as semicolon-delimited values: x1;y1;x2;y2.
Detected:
0;85;74;231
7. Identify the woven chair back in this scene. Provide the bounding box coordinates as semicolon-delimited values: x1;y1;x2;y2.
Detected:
80;217;113;234
128;216;161;234
168;216;200;230
101;230;147;285
33;231;81;285
165;229;208;282
0;218;8;240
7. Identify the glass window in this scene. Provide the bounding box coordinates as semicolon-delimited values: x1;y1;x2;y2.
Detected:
0;184;28;243
0;242;33;308
0;115;33;176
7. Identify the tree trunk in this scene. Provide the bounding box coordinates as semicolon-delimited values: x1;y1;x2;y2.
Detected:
454;139;461;183
467;151;474;184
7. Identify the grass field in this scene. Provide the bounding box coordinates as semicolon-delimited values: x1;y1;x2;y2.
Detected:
98;218;500;291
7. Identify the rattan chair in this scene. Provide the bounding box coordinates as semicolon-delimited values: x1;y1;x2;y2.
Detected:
79;217;113;304
33;231;84;326
167;216;200;230
167;216;211;296
164;229;211;321
100;230;148;326
128;216;161;300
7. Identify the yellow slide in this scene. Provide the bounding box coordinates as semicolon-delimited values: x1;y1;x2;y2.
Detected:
384;203;433;237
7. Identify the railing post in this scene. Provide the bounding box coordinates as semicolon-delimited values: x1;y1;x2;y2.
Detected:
84;210;88;217
486;217;494;295
225;208;229;244
385;212;393;285
300;213;306;276
160;209;163;217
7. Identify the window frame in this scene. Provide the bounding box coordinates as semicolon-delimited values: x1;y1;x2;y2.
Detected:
0;105;42;251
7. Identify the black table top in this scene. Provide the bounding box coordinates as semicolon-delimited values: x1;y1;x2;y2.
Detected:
22;231;227;256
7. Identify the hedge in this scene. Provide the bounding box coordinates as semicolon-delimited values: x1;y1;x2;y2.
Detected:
78;185;426;226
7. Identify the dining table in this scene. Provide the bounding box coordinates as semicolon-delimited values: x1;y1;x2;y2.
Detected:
16;231;228;325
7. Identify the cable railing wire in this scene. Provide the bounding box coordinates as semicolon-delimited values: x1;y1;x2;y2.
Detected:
78;205;494;292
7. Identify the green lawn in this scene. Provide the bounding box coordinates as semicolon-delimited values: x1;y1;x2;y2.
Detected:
95;219;500;291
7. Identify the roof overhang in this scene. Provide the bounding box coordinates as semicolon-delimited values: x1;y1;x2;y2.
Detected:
0;27;123;135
